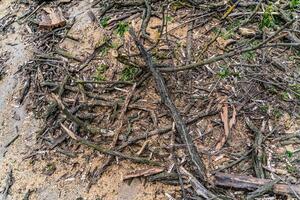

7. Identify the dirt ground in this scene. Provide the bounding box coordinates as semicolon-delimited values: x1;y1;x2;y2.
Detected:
0;1;176;199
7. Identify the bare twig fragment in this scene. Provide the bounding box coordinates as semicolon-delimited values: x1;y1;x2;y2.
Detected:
123;167;164;180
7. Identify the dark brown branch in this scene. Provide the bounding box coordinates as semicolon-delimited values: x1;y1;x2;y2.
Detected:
245;118;265;179
214;172;300;197
129;28;207;182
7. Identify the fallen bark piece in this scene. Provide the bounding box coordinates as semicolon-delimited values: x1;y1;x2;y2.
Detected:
246;178;280;200
123;167;164;180
39;7;66;29
214;172;300;196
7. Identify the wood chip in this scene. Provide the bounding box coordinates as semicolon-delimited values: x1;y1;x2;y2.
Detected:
239;27;256;37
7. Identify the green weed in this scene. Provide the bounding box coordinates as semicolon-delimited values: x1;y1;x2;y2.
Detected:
116;21;129;37
43;163;56;175
99;46;109;56
267;86;278;94
212;27;220;34
222;30;234;40
289;84;300;100
93;64;108;81
290;0;300;9
260;4;276;29
218;67;231;79
286;150;294;158
221;20;241;39
100;17;110;28
259;104;269;113
120;66;138;81
170;1;191;11
286;164;298;175
281;92;290;101
272;108;283;119
242;51;256;61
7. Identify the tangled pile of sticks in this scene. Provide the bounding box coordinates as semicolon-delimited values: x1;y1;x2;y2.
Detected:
16;0;300;199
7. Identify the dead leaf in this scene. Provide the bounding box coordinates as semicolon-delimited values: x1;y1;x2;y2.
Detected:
123;167;164;180
39;7;66;29
229;106;236;129
60;123;78;140
215;103;229;151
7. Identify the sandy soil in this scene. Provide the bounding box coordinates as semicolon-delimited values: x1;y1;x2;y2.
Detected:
0;1;176;199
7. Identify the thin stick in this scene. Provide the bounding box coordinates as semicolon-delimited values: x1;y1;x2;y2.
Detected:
1;167;13;200
112;83;137;145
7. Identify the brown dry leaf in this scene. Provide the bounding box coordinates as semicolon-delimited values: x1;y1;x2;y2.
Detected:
39;7;66;29
215;103;229;151
216;37;235;49
60;123;78;140
123;167;164;180
216;37;227;48
229;105;237;129
216;96;227;110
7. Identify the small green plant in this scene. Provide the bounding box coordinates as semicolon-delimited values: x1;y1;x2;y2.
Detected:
281;92;290;101
272;108;283;119
170;1;189;11
242;51;256;61
211;27;221;34
289;84;300;100
217;67;231;79
267;86;278;94
286;150;294;158
259;104;269;113
165;15;173;22
290;0;300;9
100;17;110;28
286;164;297;175
251;40;260;47
43;163;56;176
93;64;108;81
260;4;276;29
116;21;129;37
221;20;241;39
120;66;138;81
222;30;234;40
